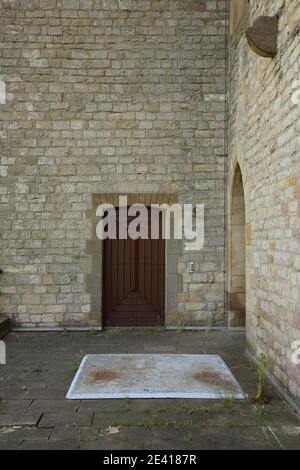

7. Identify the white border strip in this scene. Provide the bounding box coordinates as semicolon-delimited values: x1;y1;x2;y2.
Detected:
66;354;89;399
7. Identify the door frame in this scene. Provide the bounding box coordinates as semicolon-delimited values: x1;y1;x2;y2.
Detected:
86;193;183;329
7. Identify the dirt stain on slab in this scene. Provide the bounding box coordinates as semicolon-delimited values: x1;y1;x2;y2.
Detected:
89;369;120;382
193;369;237;392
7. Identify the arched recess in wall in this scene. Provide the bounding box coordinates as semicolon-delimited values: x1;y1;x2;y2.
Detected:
228;163;246;327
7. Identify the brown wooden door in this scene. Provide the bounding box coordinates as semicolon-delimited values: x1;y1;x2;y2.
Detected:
103;211;165;327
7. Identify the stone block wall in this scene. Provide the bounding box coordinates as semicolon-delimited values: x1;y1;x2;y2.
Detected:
228;0;300;399
0;0;227;328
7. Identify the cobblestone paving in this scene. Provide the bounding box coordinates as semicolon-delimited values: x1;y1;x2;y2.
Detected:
0;330;299;450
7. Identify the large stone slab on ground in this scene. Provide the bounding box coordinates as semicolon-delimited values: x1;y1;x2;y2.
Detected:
66;354;246;400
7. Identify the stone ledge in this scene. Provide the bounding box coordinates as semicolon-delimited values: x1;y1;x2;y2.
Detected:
0;316;11;339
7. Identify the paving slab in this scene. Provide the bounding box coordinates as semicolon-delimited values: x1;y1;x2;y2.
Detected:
49;425;98;442
0;439;21;450
0;426;51;443
79;428;158;450
28;399;79;413
0;413;42;427
21;439;80;450
0;399;32;414
38;410;93;428
143;345;177;352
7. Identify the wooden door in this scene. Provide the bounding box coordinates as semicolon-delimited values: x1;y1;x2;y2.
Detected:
103;210;165;327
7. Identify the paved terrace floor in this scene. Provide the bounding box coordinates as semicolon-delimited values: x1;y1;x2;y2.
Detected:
0;330;299;450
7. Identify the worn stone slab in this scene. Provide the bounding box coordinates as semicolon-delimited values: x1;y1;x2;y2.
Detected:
143;345;177;352
38;410;93;428
28;399;79;413
0;427;51;443
67;354;246;400
92;411;149;428
49;425;98;442
79;428;157;451
0;413;42;427
0;400;32;414
22;440;80;450
0;440;21;450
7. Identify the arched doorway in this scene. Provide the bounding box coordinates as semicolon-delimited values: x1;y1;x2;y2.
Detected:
228;164;246;327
